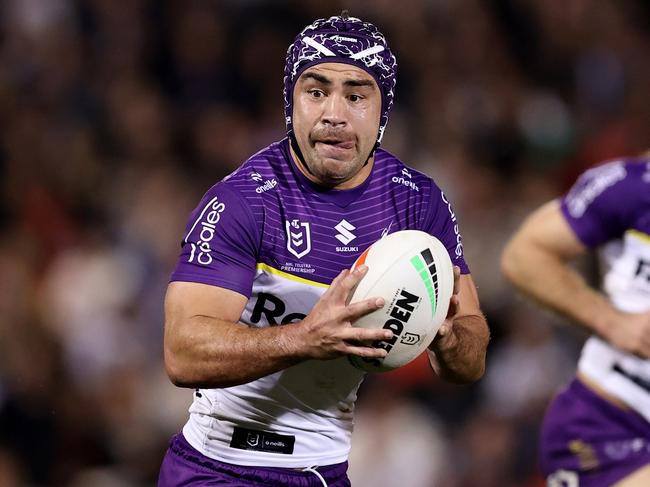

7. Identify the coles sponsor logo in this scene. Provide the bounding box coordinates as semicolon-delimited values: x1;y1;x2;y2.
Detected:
186;196;226;265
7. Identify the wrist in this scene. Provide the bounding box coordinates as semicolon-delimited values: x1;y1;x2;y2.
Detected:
429;321;457;352
590;307;620;340
276;321;309;360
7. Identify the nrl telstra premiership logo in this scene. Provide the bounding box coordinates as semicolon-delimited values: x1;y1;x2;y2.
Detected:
286;219;311;259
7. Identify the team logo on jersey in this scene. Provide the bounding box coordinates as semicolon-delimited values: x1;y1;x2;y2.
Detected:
286;219;311;259
392;168;419;191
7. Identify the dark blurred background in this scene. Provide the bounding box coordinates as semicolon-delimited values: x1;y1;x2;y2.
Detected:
1;0;649;485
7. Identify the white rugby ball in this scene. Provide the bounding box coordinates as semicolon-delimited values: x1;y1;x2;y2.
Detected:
348;230;454;372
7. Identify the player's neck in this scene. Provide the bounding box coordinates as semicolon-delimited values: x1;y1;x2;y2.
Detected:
289;144;374;191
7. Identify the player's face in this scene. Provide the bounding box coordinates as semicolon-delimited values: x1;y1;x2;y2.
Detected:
292;63;382;189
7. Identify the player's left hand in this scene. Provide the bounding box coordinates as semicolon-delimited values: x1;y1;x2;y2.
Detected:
429;265;461;352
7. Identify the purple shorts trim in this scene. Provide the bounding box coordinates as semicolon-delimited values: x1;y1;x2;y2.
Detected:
158;432;351;486
540;378;650;486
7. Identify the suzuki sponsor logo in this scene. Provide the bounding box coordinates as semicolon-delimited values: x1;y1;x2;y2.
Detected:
335;219;359;252
255;178;277;193
286;219;311;259
335;219;356;245
186;196;226;265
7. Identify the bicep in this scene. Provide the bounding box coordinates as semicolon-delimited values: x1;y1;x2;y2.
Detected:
163;282;250;386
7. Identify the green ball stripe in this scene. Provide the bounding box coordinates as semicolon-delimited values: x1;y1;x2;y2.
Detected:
409;254;437;317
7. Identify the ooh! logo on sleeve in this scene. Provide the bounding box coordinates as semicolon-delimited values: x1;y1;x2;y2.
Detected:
185;196;226;265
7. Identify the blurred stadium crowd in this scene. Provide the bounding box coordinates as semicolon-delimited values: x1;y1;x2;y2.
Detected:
1;0;649;485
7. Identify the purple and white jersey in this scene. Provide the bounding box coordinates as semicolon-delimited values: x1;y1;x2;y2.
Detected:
171;138;468;468
561;158;650;421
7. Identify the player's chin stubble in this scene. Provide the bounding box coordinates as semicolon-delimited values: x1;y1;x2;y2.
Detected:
311;152;361;184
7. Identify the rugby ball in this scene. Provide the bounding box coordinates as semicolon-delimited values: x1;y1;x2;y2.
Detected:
348;230;454;372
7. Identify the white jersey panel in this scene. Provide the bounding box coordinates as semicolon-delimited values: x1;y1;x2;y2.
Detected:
183;266;366;468
578;230;650;420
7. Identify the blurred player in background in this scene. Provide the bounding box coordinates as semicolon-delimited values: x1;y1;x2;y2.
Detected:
158;11;489;487
502;157;650;486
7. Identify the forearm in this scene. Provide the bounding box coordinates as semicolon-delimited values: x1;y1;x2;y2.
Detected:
165;316;306;389
164;270;391;389
428;314;489;384
503;243;617;336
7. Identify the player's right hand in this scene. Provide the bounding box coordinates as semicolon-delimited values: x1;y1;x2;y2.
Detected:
294;265;393;360
603;310;650;358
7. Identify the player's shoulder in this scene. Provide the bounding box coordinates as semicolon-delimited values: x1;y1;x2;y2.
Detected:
184;143;289;242
215;139;289;198
374;148;439;196
570;156;649;196
577;156;648;184
565;156;649;219
622;155;650;181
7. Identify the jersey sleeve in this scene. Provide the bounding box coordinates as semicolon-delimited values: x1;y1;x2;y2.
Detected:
170;182;261;297
560;161;636;248
419;181;470;274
